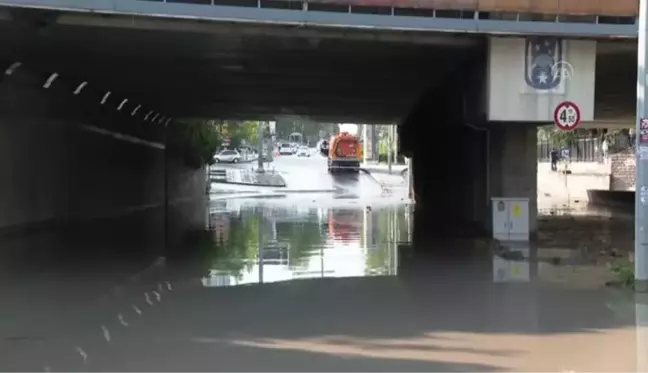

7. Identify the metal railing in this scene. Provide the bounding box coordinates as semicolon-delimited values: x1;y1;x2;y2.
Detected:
141;0;637;23
537;138;604;163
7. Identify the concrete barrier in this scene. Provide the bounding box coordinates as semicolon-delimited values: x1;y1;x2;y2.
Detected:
537;161;610;205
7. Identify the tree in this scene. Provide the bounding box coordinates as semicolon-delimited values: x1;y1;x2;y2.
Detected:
364;208;406;274
187;213;261;279
275;116;336;144
537;125;600;147
212;213;261;277
223;120;259;148
275;220;326;268
168;119;222;169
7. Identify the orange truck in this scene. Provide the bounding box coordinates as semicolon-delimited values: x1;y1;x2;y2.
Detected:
320;132;362;173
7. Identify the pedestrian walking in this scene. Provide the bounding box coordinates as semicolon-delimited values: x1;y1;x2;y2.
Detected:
550;148;559;171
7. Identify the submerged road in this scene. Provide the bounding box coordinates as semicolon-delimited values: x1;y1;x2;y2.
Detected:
211;151;408;202
1;153;644;372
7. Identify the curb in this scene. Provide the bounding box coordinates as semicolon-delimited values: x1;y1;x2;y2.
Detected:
360;167;408;176
210;189;262;195
274;189;339;193
210;189;339;199
211;180;287;188
211;193;286;200
212;158;260;165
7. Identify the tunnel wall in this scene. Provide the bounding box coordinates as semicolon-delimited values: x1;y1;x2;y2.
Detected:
400;47;490;239
0;66;206;232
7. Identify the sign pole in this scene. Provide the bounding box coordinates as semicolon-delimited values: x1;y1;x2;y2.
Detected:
257;121;265;173
637;0;648;292
637;0;648;363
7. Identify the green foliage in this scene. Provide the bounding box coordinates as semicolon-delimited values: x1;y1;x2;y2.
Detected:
210;214;260;277
224;120;259;148
364;208;406;274
537;126;597;147
180;211;327;279
275;116;336;143
168;119;222;169
276;221;326;268
181;214;261;278
610;262;635;289
377;154;404;164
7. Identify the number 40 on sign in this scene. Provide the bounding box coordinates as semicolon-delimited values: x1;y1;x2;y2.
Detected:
553;101;581;131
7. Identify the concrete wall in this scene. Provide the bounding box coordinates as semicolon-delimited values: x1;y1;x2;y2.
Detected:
0;65;206;232
487;37;596;122
611;148;636;191
537;162;610;207
536;153;639;207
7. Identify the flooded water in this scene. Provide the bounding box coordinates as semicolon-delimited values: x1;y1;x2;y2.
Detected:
536;201;635;290
2;190;648;372
200;199;410;287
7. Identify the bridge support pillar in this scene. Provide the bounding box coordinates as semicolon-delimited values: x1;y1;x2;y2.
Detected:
487;123;538;238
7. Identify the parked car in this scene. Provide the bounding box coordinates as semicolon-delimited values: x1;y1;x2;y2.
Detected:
214;150;240;163
279;143;294;155
297;146;310;157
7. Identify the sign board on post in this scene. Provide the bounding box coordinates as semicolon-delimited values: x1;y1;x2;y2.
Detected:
640;118;648;145
553;101;581;131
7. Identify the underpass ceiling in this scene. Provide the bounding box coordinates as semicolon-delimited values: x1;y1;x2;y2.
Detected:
0;9;481;122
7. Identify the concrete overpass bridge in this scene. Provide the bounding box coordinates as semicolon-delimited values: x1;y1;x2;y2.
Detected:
0;0;640;242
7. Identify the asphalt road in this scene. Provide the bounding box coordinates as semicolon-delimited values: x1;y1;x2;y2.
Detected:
212;152;408;201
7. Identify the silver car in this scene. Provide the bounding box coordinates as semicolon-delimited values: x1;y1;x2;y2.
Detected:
214;150;240;163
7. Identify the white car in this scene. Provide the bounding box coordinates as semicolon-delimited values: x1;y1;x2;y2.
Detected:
297;147;310;157
279;144;293;155
214;150;240;163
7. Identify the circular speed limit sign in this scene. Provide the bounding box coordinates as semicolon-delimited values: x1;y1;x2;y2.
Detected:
553;101;581;131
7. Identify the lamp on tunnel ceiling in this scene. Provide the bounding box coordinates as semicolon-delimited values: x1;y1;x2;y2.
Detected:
73;81;87;95
4;62;21;76
43;73;58;89
164;117;172;127
144;111;154;121
100;91;111;105
157;115;166;124
131;105;142;116
117;98;128;111
151;113;161;122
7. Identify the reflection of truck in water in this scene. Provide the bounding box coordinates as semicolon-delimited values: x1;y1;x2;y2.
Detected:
319;132;361;173
327;209;363;242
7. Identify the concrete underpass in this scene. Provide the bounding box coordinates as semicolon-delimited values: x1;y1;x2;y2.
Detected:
0;7;638;245
1;4;647;371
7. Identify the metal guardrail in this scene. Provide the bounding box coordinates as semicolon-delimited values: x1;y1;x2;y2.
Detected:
141;0;638;24
0;0;637;37
210;169;227;181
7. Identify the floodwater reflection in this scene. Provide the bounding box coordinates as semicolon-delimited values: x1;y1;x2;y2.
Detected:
202;200;412;287
4;195;648;372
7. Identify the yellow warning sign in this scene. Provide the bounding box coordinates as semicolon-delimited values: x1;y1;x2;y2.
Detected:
512;203;521;217
512;264;521;275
